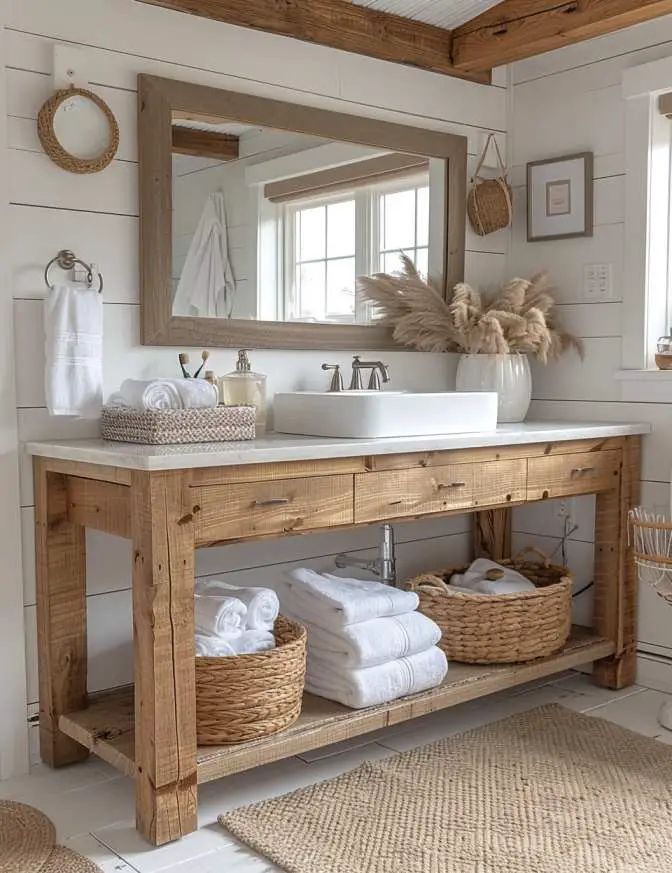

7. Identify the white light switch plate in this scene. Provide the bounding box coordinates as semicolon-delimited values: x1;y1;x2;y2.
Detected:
582;263;614;301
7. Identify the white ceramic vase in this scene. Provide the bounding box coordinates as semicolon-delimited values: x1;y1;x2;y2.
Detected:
456;353;532;423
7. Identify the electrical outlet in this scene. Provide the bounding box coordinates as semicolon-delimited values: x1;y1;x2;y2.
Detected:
582;263;614;301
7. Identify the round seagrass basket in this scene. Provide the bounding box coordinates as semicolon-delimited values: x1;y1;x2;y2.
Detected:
195;616;307;745
406;547;572;665
466;133;512;237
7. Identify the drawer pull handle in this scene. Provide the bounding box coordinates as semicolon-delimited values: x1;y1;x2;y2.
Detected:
571;466;595;477
253;497;291;507
437;481;467;490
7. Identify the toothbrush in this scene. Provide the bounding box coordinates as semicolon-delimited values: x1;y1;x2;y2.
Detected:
193;350;210;378
178;352;191;378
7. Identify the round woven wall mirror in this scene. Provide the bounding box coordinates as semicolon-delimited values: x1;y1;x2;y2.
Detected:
37;86;119;174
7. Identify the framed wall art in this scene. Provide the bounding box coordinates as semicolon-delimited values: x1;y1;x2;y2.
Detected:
527;152;593;242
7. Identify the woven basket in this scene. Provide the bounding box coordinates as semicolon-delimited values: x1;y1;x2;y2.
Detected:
195;616;307;745
100;404;255;444
406;547;572;664
467;133;512;237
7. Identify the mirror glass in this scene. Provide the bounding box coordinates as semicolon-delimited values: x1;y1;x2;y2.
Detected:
171;117;447;324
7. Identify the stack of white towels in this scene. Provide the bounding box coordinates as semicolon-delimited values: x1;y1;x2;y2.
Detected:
279;568;447;709
194;580;280;656
107;378;218;411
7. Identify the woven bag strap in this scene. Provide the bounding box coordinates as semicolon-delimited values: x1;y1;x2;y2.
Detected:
472;132;507;182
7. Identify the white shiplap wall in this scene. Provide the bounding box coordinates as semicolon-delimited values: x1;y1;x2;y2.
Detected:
1;0;509;775
509;16;672;662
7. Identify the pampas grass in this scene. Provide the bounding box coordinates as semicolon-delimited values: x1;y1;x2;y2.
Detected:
358;255;583;363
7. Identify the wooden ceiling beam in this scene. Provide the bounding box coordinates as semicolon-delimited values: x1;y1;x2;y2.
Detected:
452;0;672;73
171;126;240;159
138;0;491;83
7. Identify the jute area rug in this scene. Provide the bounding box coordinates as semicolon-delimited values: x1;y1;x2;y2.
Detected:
0;801;102;873
220;704;672;873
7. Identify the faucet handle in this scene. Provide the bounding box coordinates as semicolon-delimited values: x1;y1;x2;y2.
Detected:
321;363;344;392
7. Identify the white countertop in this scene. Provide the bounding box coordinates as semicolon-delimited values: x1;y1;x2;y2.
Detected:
26;421;651;471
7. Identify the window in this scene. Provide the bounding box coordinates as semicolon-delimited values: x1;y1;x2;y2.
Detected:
282;172;430;323
377;180;430;277
620;59;672;377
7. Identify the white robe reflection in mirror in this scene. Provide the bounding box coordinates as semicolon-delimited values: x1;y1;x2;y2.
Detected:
173;191;236;318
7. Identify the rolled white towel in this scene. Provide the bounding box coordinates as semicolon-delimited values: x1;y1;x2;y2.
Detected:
305;646;448;709
195;630;275;657
294;611;441;669
283;569;418;629
449;558;535;595
110;378;218;411
196;580;279;631
194;594;247;637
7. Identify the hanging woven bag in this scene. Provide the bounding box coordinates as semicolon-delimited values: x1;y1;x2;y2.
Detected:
467;133;512;236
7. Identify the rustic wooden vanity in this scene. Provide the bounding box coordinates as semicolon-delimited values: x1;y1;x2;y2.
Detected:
28;422;647;845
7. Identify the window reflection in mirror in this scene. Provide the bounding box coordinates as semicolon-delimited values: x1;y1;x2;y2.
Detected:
171;118;439;325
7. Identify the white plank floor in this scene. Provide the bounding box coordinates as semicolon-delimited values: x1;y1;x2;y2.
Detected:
1;672;669;872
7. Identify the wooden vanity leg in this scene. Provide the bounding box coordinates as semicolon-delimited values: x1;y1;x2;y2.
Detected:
34;459;89;767
474;508;512;560
131;470;198;845
593;436;641;689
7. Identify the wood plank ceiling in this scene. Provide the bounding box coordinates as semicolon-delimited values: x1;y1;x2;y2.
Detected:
349;0;501;29
139;1;672;80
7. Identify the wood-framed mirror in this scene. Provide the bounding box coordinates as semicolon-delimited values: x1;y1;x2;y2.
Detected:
138;74;467;350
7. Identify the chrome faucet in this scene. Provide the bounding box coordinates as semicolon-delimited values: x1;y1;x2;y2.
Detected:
349;355;391;390
335;523;397;587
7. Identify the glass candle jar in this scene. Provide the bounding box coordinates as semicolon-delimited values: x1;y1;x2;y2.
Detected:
656;329;672;370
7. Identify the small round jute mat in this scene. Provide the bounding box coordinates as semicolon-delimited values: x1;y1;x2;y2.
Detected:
0;801;102;873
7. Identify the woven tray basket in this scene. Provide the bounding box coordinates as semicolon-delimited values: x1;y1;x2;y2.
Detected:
406;547;572;664
195;616;307;745
100;404;255;444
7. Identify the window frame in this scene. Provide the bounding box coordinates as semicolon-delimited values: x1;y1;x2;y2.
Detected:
622;57;672;374
280;170;430;325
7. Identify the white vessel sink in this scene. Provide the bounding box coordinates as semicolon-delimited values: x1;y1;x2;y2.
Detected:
273;391;498;439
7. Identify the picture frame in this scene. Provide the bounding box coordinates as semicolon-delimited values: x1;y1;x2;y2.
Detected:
526;152;593;242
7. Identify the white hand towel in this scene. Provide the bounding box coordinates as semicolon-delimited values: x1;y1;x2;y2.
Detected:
196;580;279;631
305;646;448;709
45;284;103;418
449;558;535;595
195;630;275;657
283;569;418;629
295;611;441;669
194;594;247;636
111;378;218;411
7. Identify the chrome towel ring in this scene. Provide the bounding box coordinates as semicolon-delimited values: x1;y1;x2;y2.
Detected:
44;249;103;293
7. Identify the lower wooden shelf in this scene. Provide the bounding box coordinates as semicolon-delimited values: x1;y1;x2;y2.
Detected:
59;627;614;785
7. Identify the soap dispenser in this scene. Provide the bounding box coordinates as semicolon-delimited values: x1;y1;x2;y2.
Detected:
219;349;267;432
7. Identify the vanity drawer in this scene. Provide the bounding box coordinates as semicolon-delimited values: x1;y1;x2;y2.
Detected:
527;450;621;500
192;474;354;544
473;459;527;506
355;464;474;523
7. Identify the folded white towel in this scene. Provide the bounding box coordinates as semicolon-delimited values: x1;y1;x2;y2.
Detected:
283;569;418;629
109;378;218;411
195;630;275;657
292;611;441;669
305;646;448;709
450;558;535;595
45;284;103;418
194;594;247;636
196;580;279;631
